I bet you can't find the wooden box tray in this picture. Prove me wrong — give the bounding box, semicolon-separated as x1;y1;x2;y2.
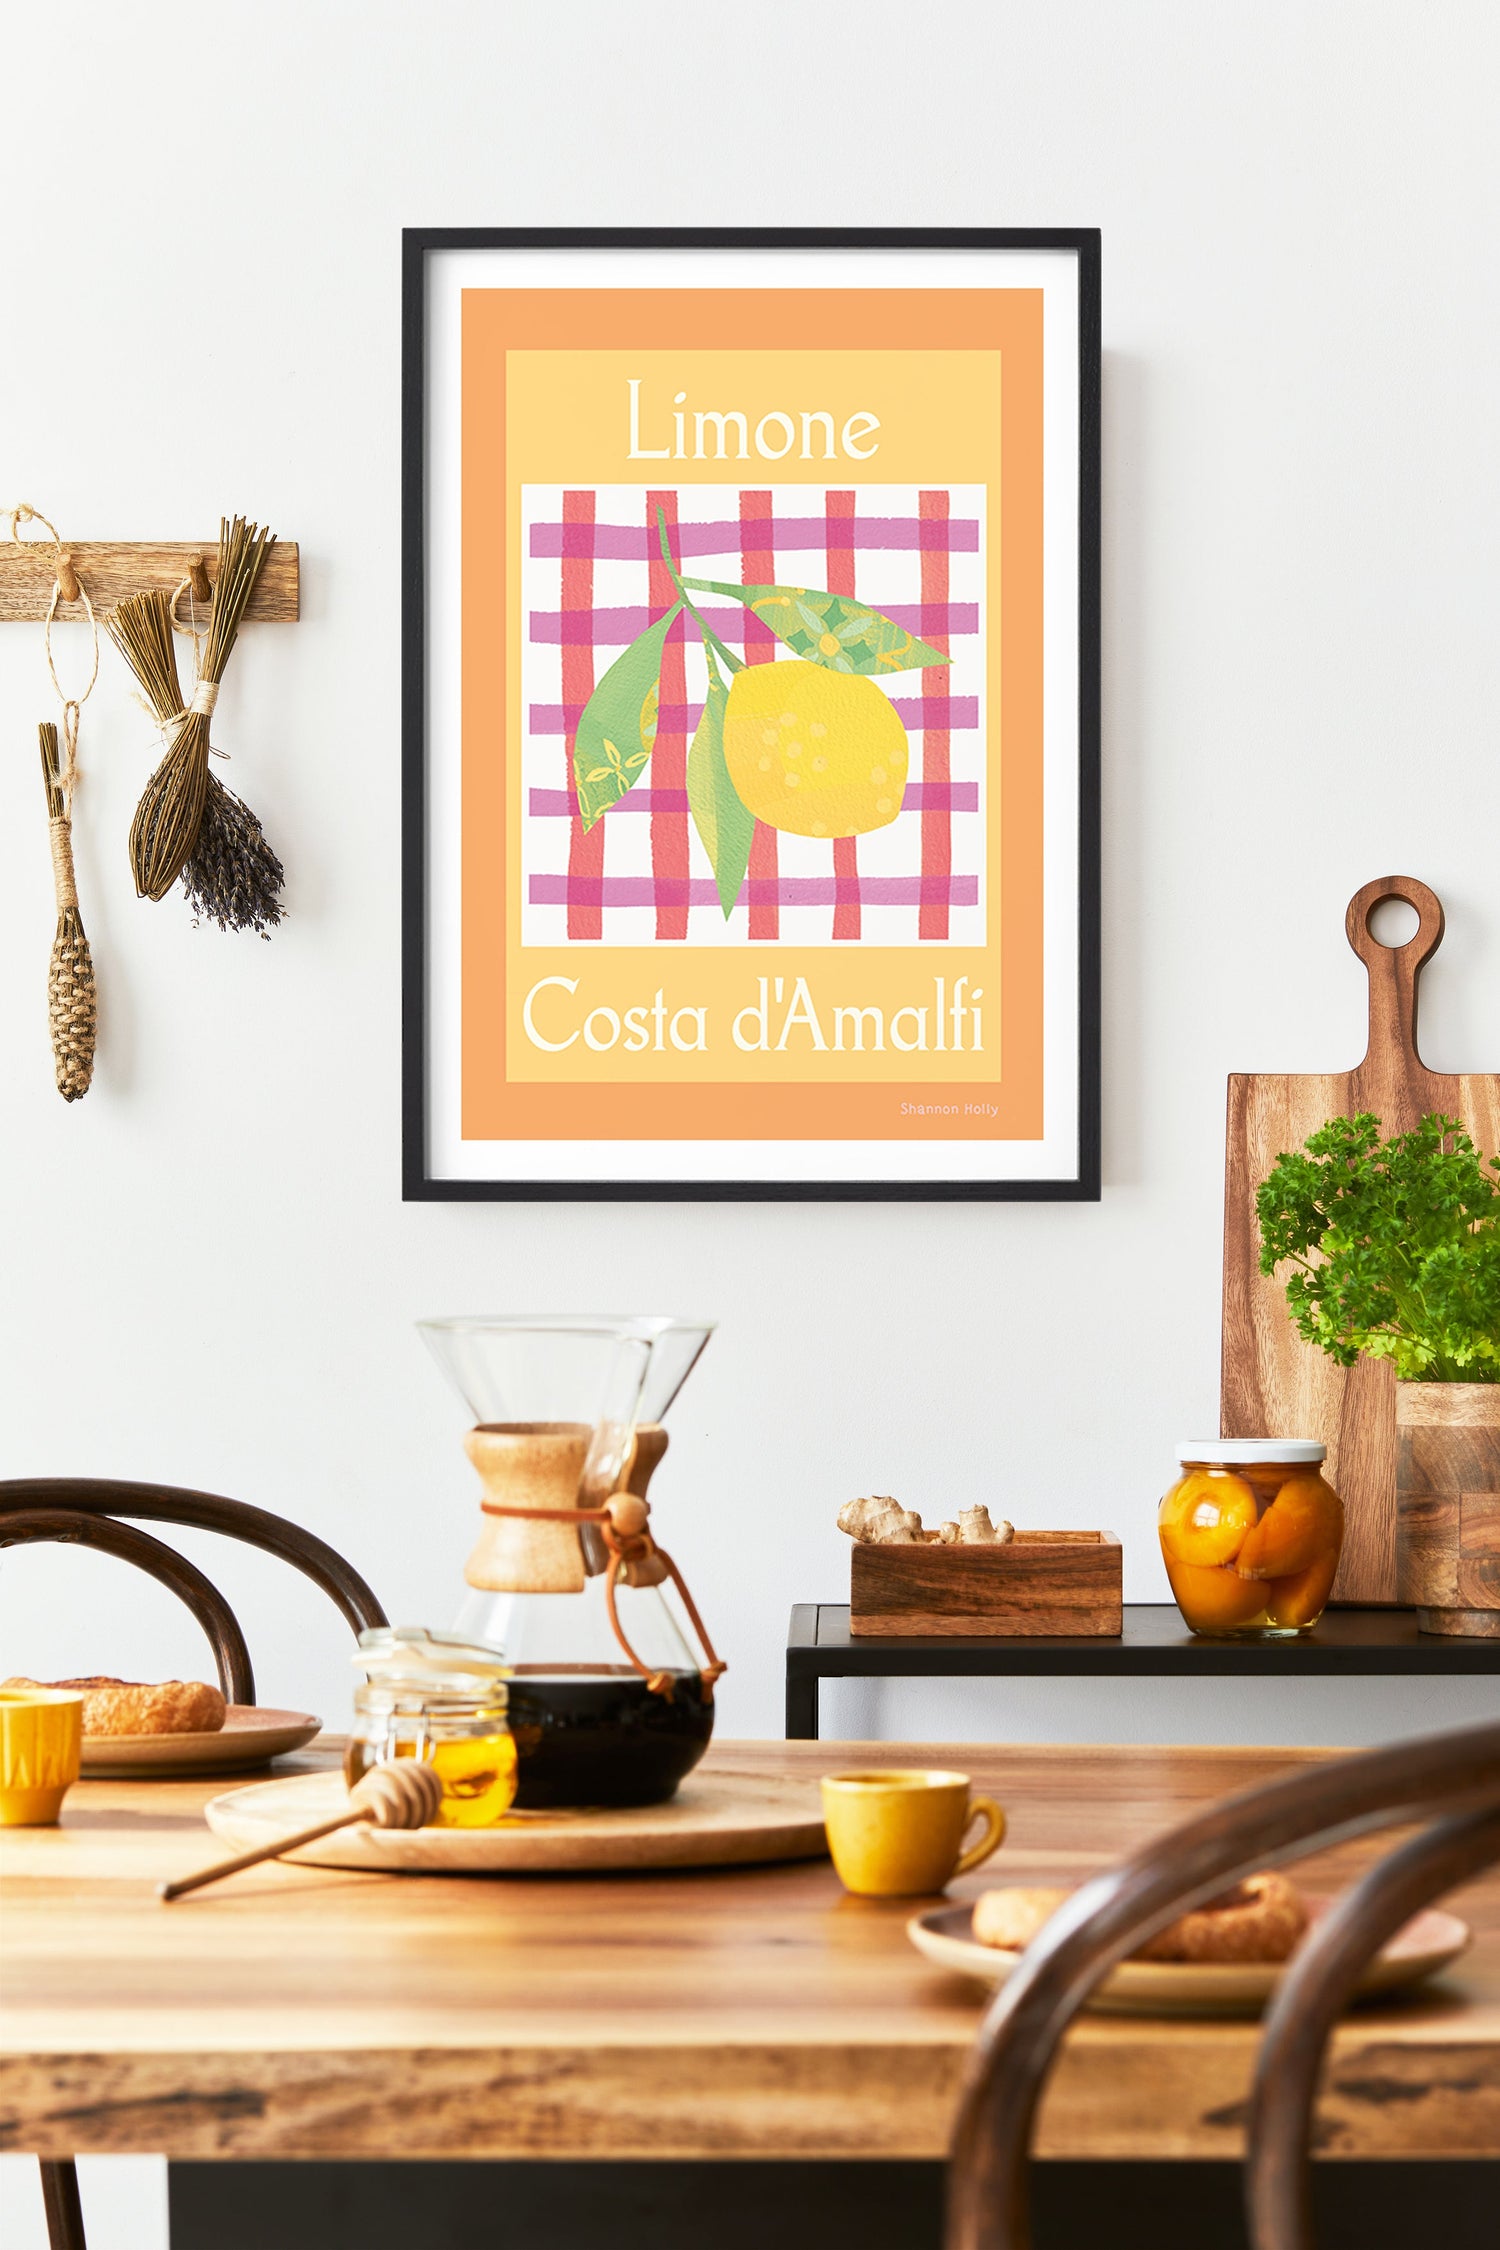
850;1531;1122;1638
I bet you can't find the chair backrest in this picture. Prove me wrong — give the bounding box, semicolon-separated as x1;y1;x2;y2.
945;1718;1500;2250
4;1481;392;2250
1245;1788;1500;2250
0;1477;388;1705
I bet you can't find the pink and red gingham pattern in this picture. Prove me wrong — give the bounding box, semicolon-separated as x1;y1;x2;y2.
518;485;986;948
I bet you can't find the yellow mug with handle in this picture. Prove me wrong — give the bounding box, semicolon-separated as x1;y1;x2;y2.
821;1768;1006;1896
0;1687;83;1826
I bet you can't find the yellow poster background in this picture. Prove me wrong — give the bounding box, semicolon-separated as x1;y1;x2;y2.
461;288;1044;1142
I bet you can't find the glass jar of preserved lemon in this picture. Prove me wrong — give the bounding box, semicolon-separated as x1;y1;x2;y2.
346;1627;518;1827
1159;1442;1344;1639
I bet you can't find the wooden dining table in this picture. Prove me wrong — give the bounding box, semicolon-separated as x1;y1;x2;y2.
3;1737;1499;2235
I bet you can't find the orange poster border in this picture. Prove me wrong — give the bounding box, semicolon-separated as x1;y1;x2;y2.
459;288;1044;1144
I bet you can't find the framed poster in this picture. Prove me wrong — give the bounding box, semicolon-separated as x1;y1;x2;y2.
404;228;1099;1200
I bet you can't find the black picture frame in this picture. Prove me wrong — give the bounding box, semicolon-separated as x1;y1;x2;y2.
403;227;1100;1201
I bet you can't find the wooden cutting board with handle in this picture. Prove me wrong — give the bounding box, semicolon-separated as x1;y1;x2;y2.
1222;876;1500;1604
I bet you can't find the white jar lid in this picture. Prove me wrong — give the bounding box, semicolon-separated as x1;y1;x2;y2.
355;1623;512;1688
1177;1439;1326;1464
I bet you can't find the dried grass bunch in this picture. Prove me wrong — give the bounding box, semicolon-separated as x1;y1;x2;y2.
109;522;284;933
111;516;276;904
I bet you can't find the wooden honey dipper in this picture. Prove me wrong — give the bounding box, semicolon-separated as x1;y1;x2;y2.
160;1760;444;1900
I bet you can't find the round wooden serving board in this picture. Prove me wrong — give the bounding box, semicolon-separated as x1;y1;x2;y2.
82;1706;322;1779
204;1768;830;1874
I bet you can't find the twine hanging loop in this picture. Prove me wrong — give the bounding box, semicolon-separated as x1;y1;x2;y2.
57;703;82;818
7;502;84;605
45;580;100;706
5;501;59;548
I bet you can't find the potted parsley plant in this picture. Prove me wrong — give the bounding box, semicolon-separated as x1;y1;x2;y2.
1256;1113;1500;1635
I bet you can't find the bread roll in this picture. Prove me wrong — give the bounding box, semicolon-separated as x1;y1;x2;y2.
1134;1872;1307;1963
3;1676;227;1737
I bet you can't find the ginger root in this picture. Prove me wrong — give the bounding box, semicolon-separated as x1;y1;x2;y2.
958;1506;1014;1546
839;1497;1012;1547
837;1494;924;1544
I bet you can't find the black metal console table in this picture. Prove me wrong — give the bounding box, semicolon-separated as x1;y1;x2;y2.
785;1602;1500;1739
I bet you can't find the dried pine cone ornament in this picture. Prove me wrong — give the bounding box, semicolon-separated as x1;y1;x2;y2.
12;503;104;1099
39;721;96;1099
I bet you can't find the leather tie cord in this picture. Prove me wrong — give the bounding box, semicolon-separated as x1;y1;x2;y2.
479;1496;727;1702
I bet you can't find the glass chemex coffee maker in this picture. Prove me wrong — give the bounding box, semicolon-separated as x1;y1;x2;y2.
418;1314;722;1809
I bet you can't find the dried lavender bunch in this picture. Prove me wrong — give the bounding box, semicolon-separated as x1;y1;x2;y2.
180;773;286;936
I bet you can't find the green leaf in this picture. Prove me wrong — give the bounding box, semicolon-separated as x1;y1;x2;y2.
685;665;754;918
573;605;680;830
680;578;949;675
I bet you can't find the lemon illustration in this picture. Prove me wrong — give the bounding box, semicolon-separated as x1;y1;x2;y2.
722;660;908;839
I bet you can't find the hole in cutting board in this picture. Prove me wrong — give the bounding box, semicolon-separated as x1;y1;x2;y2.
1368;896;1420;948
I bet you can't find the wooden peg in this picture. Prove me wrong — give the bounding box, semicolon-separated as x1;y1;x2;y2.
606;1493;651;1539
56;552;81;604
187;554;212;604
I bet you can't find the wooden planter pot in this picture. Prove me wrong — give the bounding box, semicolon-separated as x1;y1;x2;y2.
1396;1384;1500;1637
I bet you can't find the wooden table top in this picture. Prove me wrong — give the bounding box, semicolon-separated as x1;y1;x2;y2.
3;1739;1498;2164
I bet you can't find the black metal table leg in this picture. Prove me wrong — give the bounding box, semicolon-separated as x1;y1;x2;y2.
785;1667;819;1740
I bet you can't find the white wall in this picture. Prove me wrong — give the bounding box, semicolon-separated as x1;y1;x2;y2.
4;5;1500;2244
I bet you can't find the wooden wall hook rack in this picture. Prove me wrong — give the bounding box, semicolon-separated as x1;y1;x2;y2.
0;541;299;623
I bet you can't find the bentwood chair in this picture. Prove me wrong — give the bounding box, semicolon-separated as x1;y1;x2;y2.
0;1476;390;2250
945;1717;1500;2250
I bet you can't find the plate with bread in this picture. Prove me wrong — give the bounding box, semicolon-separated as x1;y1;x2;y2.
907;1876;1471;2014
3;1677;321;1777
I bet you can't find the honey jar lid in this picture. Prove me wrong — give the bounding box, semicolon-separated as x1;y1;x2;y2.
1176;1439;1327;1464
356;1624;511;1690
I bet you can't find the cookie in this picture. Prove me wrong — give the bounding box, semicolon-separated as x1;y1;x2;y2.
972;1886;1074;1951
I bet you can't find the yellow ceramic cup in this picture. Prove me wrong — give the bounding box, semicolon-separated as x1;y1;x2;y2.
0;1688;84;1826
821;1768;1006;1897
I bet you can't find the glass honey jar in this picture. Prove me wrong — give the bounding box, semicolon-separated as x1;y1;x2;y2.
1159;1442;1345;1639
346;1627;518;1827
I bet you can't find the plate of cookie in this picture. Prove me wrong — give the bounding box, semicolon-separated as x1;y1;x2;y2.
906;1876;1471;2014
3;1677;321;1777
